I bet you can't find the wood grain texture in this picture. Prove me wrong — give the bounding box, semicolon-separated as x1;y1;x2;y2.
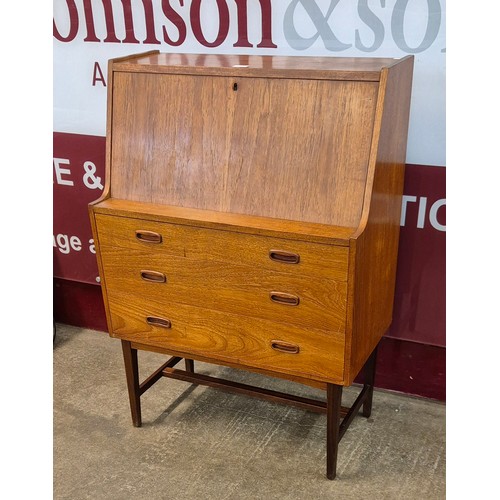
115;53;399;81
89;50;160;209
130;340;328;390
89;53;414;390
93;199;356;245
88;209;113;334
88;51;162;336
111;72;232;209
110;71;378;227
225;78;378;227
344;56;414;385
107;291;345;384
94;213;349;281
97;238;347;332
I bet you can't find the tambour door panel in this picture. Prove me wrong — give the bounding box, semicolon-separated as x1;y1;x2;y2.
107;292;345;383
94;214;349;282
98;248;347;332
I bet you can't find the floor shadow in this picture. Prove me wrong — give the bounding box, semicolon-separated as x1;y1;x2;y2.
147;384;200;426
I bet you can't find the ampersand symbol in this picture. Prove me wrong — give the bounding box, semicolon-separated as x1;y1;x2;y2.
283;0;352;51
82;161;103;190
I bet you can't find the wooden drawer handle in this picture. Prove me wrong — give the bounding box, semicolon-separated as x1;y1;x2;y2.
269;249;300;264
271;340;300;354
269;291;300;306
135;230;162;244
140;270;166;283
146;316;171;329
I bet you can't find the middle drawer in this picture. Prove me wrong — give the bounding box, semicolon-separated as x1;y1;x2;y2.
99;249;347;332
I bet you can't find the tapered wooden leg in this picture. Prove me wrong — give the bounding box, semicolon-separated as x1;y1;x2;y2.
326;384;343;480
362;347;378;418
185;358;195;373
121;340;142;427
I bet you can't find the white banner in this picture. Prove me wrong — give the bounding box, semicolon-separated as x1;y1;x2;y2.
53;0;446;166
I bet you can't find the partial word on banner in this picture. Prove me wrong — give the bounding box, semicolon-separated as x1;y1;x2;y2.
54;158;104;190
54;0;445;54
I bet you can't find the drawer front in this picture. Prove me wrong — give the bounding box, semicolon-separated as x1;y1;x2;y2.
108;293;345;383
98;249;347;332
95;214;349;281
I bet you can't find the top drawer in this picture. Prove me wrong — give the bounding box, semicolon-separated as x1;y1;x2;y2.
94;214;349;282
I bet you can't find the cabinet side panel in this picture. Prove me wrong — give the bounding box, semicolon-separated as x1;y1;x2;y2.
347;57;414;384
87;207;113;334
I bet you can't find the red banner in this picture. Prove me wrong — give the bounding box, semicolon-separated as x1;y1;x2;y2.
53;133;106;283
389;165;446;347
53;133;445;346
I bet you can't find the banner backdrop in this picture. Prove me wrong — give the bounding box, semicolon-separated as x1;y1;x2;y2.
53;0;446;346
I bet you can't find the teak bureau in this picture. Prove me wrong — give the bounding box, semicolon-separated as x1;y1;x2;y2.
89;52;414;480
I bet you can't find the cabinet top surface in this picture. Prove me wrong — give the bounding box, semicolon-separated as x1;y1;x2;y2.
114;52;401;81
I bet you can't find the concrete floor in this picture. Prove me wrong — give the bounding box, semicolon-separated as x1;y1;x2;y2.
54;324;445;499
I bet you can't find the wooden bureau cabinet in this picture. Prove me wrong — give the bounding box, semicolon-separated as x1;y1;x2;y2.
89;52;414;480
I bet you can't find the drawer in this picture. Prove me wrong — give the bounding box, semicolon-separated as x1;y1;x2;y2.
95;214;349;281
107;292;345;383
98;249;346;332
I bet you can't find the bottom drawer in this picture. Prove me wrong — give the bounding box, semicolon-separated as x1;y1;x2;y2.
108;294;345;384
